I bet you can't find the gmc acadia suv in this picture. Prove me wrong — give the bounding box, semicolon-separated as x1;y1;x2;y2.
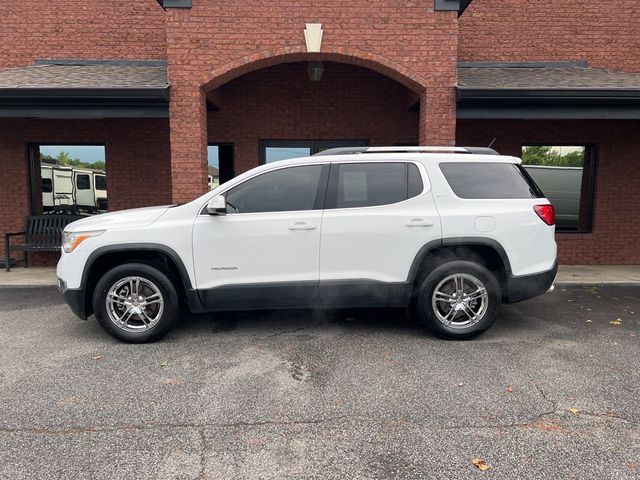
57;146;558;342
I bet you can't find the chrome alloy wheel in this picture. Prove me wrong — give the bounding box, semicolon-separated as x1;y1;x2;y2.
431;273;489;329
105;276;164;332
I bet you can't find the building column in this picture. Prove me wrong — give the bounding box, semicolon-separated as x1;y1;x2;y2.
168;84;208;204
418;86;456;146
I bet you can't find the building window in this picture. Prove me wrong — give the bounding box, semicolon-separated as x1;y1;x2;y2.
36;145;107;215
521;145;596;232
260;140;368;164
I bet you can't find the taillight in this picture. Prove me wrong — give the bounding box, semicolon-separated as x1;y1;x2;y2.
533;204;555;226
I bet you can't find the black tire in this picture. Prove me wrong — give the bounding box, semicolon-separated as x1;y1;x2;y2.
92;263;180;343
415;260;501;340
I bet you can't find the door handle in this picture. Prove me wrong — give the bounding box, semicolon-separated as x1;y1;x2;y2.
289;222;317;231
405;218;434;227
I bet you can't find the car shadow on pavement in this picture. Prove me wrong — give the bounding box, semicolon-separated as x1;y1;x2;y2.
53;284;639;343
175;307;427;339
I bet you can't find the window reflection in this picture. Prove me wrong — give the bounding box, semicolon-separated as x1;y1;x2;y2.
522;146;593;232
39;145;106;215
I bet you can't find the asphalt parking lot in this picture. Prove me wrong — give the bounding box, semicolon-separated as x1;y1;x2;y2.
0;285;638;480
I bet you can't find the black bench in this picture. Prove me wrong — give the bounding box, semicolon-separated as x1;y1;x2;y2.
4;215;81;272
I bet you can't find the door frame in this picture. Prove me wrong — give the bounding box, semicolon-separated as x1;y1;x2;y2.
208;142;235;184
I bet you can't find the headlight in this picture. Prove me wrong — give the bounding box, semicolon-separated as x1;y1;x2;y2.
62;230;105;253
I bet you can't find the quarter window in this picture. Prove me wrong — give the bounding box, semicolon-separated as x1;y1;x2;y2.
225;165;322;214
330;162;424;209
440;163;542;199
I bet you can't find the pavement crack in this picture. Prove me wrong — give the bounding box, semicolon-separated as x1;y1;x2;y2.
263;326;308;339
210;415;349;428
577;410;638;425
0;415;350;437
532;381;558;412
1;410;635;438
527;382;637;426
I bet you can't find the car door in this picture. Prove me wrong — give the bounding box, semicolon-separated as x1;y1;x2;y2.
192;163;329;310
319;161;441;307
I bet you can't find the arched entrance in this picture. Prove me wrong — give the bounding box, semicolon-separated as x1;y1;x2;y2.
168;48;454;203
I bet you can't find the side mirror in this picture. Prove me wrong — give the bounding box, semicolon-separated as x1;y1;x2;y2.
206;195;227;215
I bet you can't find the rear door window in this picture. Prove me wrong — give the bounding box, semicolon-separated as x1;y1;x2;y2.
440;162;543;199
327;162;424;209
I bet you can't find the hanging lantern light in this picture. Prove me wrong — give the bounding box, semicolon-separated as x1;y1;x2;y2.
307;61;325;82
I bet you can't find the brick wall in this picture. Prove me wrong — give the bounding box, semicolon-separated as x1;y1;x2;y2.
208;62;419;173
0;0;166;68
457;119;640;265
459;0;640;72
0;118;171;265
166;0;459;203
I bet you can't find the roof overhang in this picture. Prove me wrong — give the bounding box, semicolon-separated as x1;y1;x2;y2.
0;61;169;118
0;90;169;119
457;62;640;119
457;89;640;120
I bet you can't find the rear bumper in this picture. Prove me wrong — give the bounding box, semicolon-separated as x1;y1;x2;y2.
59;279;88;320
504;260;558;304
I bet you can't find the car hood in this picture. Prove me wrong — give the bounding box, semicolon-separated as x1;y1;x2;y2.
65;205;171;232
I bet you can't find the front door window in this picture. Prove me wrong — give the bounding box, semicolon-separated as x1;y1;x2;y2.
225;165;323;213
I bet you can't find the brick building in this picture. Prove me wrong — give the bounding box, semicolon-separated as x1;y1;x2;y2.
1;0;639;265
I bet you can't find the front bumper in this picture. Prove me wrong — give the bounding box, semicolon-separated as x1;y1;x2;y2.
504;260;558;304
58;279;88;320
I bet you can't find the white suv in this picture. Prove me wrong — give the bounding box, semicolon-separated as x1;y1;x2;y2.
57;147;557;343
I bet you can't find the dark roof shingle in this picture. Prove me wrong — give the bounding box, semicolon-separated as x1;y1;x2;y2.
0;64;168;90
458;64;640;91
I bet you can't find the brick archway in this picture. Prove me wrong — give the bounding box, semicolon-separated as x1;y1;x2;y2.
169;48;453;203
200;47;427;94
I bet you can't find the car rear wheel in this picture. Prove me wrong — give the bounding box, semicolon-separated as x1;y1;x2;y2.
93;263;180;343
415;260;500;339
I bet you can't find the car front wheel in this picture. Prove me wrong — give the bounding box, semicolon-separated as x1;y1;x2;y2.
415;260;501;339
92;263;180;343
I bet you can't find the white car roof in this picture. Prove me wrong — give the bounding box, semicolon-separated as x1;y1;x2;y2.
311;152;521;164
255;151;521;169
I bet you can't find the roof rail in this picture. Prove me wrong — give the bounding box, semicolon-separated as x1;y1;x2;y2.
313;146;499;156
